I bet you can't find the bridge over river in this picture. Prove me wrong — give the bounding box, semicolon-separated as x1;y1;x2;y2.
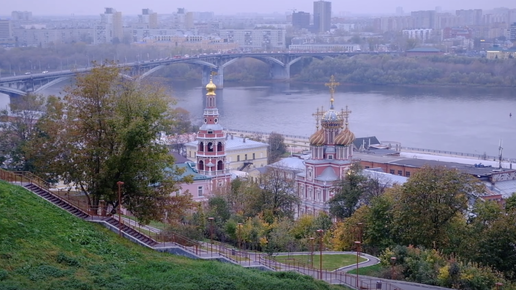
0;51;394;97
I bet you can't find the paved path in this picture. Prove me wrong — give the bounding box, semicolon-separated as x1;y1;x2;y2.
117;217;453;290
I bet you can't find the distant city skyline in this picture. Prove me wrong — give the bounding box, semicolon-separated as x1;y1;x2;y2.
2;0;515;16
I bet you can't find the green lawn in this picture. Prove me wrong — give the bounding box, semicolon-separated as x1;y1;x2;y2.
273;254;366;271
347;263;384;276
0;180;342;290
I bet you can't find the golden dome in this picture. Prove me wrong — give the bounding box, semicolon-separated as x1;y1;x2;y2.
335;127;355;146
206;79;216;95
309;129;325;146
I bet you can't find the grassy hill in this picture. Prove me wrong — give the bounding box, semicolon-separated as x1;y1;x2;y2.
0;181;342;290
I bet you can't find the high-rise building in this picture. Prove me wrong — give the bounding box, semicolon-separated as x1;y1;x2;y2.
411;10;436;29
456;9;483;26
194;77;231;190
11;11;32;21
139;8;158;29
313;0;331;33
510;22;516;41
292;11;310;30
0;19;12;39
95;7;123;44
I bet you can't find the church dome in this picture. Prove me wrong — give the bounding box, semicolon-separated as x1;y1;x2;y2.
309;129;325;146
206;78;216;95
335;127;355;146
321;108;343;129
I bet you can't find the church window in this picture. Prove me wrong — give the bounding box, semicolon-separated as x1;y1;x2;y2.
217;160;223;170
208;142;214;152
406;171;411;177
389;169;395;174
253;153;255;160
237;155;240;161
398;170;402;176
245;154;247;160
199;160;204;170
217;142;223;151
198;186;203;196
329;155;333;159
199;142;204;151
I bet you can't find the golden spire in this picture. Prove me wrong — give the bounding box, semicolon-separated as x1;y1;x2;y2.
206;71;217;95
325;75;340;109
341;105;352;128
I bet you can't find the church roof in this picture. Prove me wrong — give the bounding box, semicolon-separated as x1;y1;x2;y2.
315;167;338;182
172;162;212;181
186;135;267;151
353;136;380;150
269;157;306;172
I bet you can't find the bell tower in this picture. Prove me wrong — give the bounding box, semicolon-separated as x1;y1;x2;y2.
195;73;230;189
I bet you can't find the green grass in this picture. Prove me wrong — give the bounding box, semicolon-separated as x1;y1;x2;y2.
273;254;366;271
347;264;385;276
0;181;342;290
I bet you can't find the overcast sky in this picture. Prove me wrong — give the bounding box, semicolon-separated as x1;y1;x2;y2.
2;0;514;16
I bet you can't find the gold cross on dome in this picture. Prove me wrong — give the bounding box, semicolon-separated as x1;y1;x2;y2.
325;75;340;107
341;105;352;128
210;71;218;81
312;106;324;129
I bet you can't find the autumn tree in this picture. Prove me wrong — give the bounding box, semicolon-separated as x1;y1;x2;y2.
328;162;366;220
392;166;485;249
0;94;45;170
29;63;192;224
251;167;299;221
267;132;287;164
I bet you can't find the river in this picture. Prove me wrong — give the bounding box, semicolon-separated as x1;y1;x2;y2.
1;79;515;159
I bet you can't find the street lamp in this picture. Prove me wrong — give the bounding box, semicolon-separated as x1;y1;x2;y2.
317;229;324;280
390;256;397;280
208;217;214;256
309;237;315;268
237;223;243;250
116;181;124;237
355;240;362;288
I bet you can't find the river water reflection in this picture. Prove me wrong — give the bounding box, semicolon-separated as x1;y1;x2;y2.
1;79;515;158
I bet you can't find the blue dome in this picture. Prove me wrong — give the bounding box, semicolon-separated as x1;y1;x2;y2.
321;109;342;129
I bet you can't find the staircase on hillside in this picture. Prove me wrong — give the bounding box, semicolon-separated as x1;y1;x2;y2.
104;217;159;247
24;183;90;219
23;183;159;247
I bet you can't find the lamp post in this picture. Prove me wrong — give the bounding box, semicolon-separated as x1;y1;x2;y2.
309;237;315;268
496;282;503;290
355;240;361;288
116;181;124;237
208;217;214;256
390;256;397;280
317;229;324;280
237;223;242;250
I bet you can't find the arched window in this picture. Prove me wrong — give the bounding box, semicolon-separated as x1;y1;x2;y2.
217;142;223;152
217;160;223;170
199;142;204;151
198;160;204;170
208;142;214;152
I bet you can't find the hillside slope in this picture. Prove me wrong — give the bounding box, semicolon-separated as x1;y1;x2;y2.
0;181;341;290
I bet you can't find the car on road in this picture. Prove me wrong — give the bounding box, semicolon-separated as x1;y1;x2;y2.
42;71;48;73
